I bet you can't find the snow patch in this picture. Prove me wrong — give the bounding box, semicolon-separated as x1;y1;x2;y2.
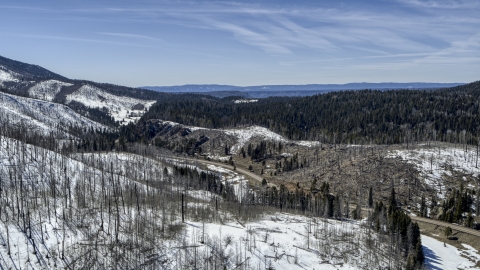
295;141;321;147
233;99;258;104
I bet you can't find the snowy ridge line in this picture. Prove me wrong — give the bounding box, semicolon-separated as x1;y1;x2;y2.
66;84;156;124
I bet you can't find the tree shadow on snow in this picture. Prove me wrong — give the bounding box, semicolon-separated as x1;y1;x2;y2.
422;245;443;270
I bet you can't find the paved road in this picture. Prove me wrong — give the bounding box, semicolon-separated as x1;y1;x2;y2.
172;156;480;238
409;215;480;238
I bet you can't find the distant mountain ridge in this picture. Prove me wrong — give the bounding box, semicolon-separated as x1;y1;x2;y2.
143;82;465;98
142;82;464;92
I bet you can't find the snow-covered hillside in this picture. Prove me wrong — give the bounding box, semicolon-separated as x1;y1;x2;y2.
387;146;480;198
155;120;319;155
0;91;108;137
66;84;156;124
28;80;73;101
0;137;175;269
0;136;101;268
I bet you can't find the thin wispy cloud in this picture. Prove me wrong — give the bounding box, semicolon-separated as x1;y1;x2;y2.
398;0;480;9
30;1;477;57
3;33;162;49
202;20;291;54
75;1;473;56
0;5;52;11
97;32;165;42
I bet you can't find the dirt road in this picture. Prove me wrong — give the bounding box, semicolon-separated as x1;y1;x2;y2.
409;215;480;237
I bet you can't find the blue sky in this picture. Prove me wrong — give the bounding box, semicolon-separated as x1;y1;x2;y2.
0;0;479;87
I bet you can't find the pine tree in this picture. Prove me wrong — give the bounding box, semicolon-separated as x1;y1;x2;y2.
415;239;424;267
388;188;397;214
454;197;463;222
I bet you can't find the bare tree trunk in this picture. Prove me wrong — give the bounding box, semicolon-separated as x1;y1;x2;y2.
182;193;185;223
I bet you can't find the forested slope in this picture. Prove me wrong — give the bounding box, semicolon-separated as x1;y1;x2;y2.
138;81;480;144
